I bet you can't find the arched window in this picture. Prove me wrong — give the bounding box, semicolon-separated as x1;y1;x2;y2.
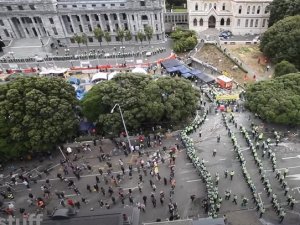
247;6;250;14
257;6;261;14
214;3;217;9
238;5;242;14
250;19;253;27
226;18;230;26
245;19;249;27
209;3;212;9
255;19;258;27
199;18;203;26
204;3;207;11
195;3;198;11
220;18;225;26
265;5;270;14
222;3;226;10
252;6;255;14
193;18;197;26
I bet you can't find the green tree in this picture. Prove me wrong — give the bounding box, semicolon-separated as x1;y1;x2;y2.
93;27;104;46
0;77;79;161
170;28;198;53
269;0;300;27
81;74;199;134
73;34;82;50
274;60;298;77
245;72;300;125
81;33;89;52
116;28;125;46
137;31;145;45
104;31;111;44
260;15;300;69
144;25;154;45
124;30;132;41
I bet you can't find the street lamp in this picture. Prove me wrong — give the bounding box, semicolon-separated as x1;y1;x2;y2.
111;103;132;150
114;47;117;66
120;46;126;66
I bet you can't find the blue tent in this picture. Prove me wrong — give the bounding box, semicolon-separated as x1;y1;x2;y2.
68;77;80;85
166;66;179;73
176;65;191;74
181;72;193;78
161;59;182;69
190;69;202;76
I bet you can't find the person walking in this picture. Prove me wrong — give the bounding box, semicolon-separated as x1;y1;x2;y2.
138;182;142;193
213;149;217;157
96;176;100;184
232;195;238;205
164;177;168;186
152;197;157;207
143;195;147;205
224;169;228;178
86;185;92;193
190;195;196;202
230;171;235;180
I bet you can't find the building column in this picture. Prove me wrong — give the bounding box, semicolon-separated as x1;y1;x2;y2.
69;14;76;33
7;18;19;38
98;14;105;30
58;15;69;37
31;17;41;37
79;15;85;33
88;14;94;32
19;18;29;38
107;14;114;32
117;13;122;29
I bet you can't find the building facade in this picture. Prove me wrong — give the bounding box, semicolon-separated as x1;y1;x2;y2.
187;0;272;35
0;0;165;44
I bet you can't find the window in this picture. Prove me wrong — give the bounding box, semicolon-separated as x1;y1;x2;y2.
66;16;70;22
124;23;128;30
49;18;54;24
111;4;115;6
220;18;225;26
95;14;99;21
247;6;250;14
156;24;158;31
245;19;249;27
0;20;4;26
52;27;58;35
193;18;197;26
195;3;198;11
237;19;240;27
226;18;230;26
18;5;24;10
6;6;12;11
122;13;126;20
238;6;242;14
250;19;253;27
120;3;125;6
106;25;110;31
70;25;74;33
102;4;105;6
255;19;258;27
222;3;225;10
209;3;212;9
113;14;117;20
265;5;270;14
89;37;93;42
104;14;108;21
133;25;136;31
257;6;261;14
204;3;207;11
62;5;67;8
79;25;83;32
132;15;135;21
115;24;119;31
86;15;89;21
141;15;148;20
140;1;145;6
199;18;203;26
262;19;266;27
72;5;77;8
4;29;9;37
88;25;92;32
157;34;159;40
214;3;216;9
82;4;86;7
76;16;80;22
252;6;255;14
29;5;36;10
92;4;96;7
155;14;157;20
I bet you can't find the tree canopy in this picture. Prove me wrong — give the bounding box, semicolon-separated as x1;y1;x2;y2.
268;0;300;27
171;28;198;53
260;15;300;69
245;73;300;125
274;60;298;77
81;73;199;134
0;77;79;161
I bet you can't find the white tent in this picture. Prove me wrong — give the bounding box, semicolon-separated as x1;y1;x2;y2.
39;68;68;75
91;72;108;83
132;67;147;74
108;71;119;80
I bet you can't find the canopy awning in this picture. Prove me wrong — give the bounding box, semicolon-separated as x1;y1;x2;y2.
161;59;182;69
176;65;191;74
190;69;202;76
132;67;147;74
91;72;108;82
181;72;193;78
166;66;179;73
195;73;215;83
39;68;68;75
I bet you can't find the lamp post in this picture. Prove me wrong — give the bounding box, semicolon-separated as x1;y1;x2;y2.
114;47;117;66
120;46;126;66
111;104;132;150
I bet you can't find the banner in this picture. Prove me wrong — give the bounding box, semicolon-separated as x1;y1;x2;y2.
216;94;239;100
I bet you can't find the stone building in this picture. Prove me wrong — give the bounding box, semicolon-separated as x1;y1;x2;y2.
0;0;165;44
187;0;272;35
